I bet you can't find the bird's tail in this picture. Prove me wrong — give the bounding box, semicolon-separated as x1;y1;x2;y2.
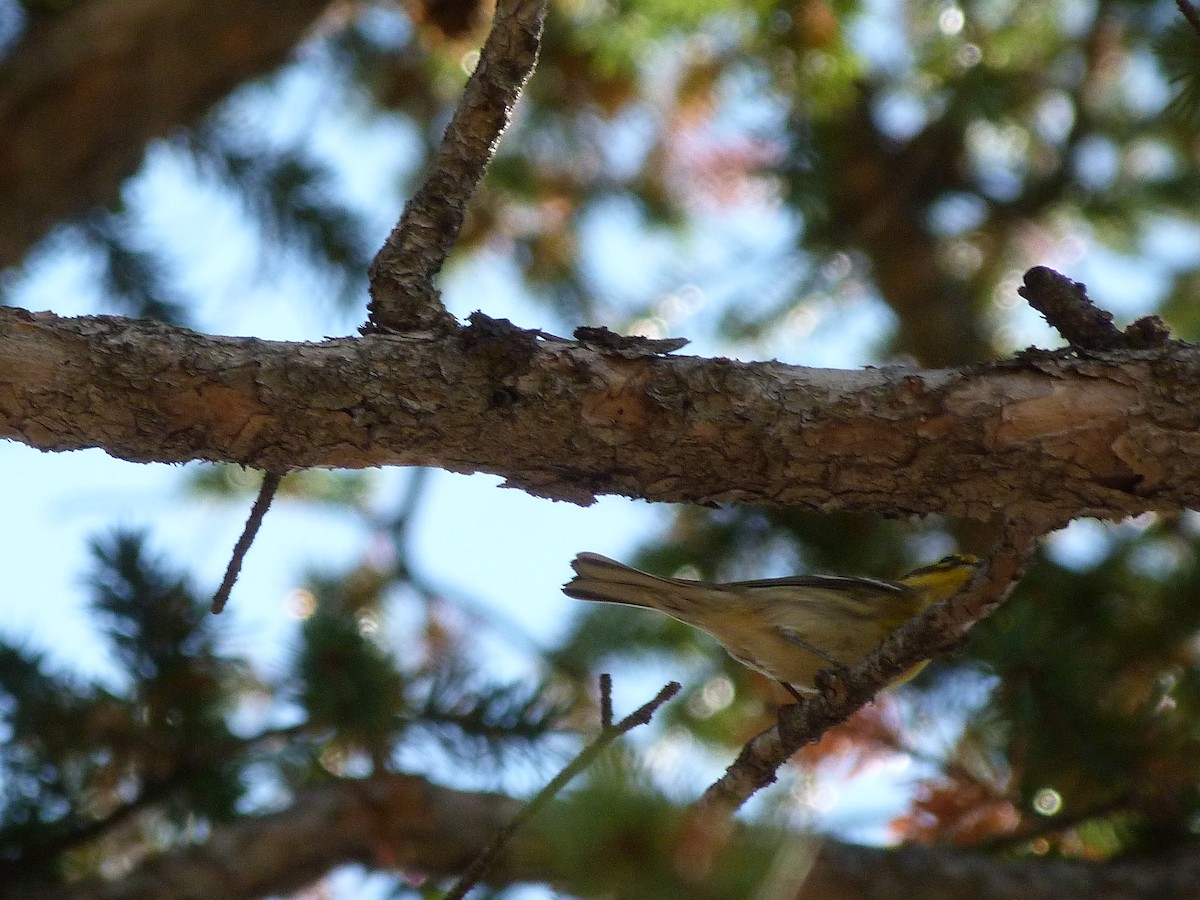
563;552;679;609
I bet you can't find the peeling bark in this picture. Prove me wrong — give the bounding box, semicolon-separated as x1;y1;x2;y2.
3;307;1199;527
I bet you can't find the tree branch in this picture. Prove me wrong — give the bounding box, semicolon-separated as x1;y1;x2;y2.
21;768;1200;900
0;0;330;270
4;307;1200;526
20;773;532;900
694;528;1034;820
1018;267;1171;352
1177;0;1200;40
364;0;547;334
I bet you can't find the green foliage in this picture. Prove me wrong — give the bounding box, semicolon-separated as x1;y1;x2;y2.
409;664;569;762
539;752;793;898
0;531;248;887
1157;18;1200;124
81;211;190;324
186;465;378;507
294;600;409;761
0;528;574;889
964;520;1200;853
90;532;222;685
83;533;249;824
0;642;108;879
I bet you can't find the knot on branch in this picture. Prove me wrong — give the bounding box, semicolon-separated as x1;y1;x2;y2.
1018;266;1171;352
362;278;459;336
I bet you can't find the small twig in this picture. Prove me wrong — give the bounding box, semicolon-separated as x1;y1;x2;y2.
210;471;282;614
1018;266;1170;351
600;672;614;728
692;527;1036;821
443;678;680;899
1177;0;1200;39
1018;266;1118;350
365;0;548;334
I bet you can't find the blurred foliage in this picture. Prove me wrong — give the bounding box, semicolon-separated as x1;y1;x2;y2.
1157;17;1200;124
5;0;1200;895
295;583;410;763
79;209;192;324
12;0;1200;343
176;122;375;312
963;518;1200;856
536;754;798;900
186;465;379;507
0;533;249;888
0;532;571;891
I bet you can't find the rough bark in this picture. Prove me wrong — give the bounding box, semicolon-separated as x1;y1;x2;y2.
0;0;332;269
366;0;546;334
2;306;1199;527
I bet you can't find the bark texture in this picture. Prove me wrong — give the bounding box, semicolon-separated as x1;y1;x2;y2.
0;0;331;269
366;0;546;334
2;306;1198;527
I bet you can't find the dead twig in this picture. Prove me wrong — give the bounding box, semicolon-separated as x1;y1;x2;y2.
1018;266;1170;351
443;676;680;899
210;471;282;614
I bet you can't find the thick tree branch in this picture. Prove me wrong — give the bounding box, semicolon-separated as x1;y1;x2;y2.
0;0;331;270
694;528;1033;819
4;307;1200;525
20;773;534;900
20;769;1200;900
365;0;547;334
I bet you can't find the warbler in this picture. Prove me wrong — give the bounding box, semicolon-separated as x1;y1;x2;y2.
563;552;980;697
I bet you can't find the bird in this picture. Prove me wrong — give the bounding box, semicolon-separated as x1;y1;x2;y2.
563;551;980;698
